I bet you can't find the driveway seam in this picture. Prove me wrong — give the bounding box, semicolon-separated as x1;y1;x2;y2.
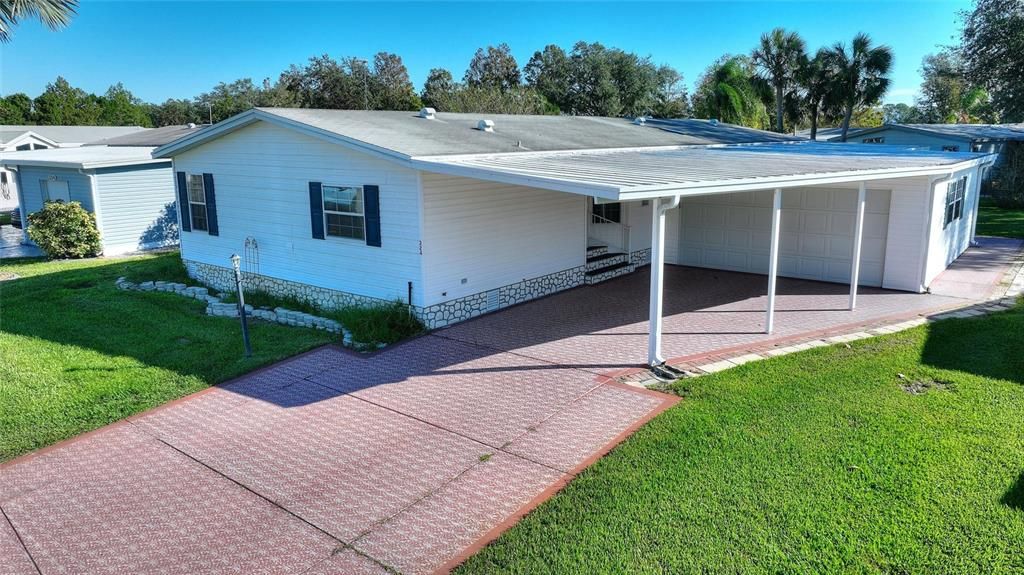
1;504;42;575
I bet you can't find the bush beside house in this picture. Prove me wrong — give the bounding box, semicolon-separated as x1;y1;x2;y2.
26;201;102;259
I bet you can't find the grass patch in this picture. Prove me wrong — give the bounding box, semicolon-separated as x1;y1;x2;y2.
977;197;1024;239
458;301;1024;574
334;301;424;345
0;212;11;226
221;287;424;345
0;253;334;461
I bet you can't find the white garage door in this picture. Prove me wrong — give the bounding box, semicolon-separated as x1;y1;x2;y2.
676;188;891;286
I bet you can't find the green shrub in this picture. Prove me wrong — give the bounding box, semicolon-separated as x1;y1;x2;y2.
335;301;425;345
26;201;102;259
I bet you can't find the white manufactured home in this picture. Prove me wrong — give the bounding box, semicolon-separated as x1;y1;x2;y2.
153;108;995;365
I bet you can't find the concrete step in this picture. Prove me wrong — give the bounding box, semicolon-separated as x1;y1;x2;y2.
585;261;634;285
585;251;629;272
586;244;608;257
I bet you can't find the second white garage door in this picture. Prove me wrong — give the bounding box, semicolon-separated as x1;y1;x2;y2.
673;187;891;287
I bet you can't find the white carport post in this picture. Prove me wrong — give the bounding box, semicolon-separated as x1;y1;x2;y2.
849;182;867;310
648;195;681;366
765;188;782;334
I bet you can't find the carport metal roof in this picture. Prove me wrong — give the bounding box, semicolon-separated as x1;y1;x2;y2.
412;141;996;200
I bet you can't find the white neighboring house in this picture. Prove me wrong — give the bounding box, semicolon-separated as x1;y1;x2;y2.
0;125;148;213
1;125;204;255
153;108;996;365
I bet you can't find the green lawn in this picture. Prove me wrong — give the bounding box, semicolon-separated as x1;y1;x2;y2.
0;212;12;226
0;253;335;461
977;198;1024;238
459;301;1024;574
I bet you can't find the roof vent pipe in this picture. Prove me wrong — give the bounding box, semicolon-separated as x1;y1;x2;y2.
709;118;719;126
187;123;196;129
419;107;436;119
633;116;646;126
477;119;495;132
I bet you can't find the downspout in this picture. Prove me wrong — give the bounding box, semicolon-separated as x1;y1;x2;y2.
919;172;954;292
82;169;106;255
9;166;30;243
648;194;681;367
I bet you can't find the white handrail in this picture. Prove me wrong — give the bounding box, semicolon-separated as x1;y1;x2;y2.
590;212;631;256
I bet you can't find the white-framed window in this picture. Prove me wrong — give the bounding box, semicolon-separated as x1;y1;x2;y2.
943;176;967;228
187;174;209;232
323;185;365;240
41;179;70;202
862;137;885;144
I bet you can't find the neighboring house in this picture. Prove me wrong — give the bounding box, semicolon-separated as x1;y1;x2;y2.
153;108;995;365
0;125;204;255
827;123;1024;159
0;125;148;213
795;126;868;141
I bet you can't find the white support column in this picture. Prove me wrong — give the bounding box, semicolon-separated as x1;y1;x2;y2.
849;182;867;310
648;195;680;366
765;188;782;334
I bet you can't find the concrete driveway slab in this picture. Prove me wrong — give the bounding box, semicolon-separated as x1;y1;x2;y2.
1;426;336;575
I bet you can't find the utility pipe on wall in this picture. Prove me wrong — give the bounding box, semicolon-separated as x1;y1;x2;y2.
765;188;782;333
648;194;681;366
849;182;867;310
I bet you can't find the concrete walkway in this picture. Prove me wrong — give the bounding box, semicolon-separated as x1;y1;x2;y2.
0;225;42;260
1;237;1019;575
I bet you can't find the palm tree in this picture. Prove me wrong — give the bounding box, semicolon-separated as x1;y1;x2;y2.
826;33;893;142
0;0;78;43
798;49;837;140
751;28;807;133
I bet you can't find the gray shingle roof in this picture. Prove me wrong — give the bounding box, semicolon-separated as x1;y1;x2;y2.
0;125;147;145
257;108;795;156
85;124;209;147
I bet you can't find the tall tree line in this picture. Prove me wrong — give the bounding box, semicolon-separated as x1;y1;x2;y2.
1;42;689;126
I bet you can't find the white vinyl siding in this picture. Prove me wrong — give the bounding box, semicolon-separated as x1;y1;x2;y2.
671;187;890;287
420;173;585;306
172;121;422;304
93;163;177;255
15;166;93;215
878;175;933;292
923;167;980;286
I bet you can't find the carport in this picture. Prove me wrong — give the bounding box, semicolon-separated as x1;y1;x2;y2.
415;142;997;367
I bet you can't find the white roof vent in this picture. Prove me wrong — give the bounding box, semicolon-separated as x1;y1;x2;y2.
633;116;647;126
419;107;436;119
187;122;196;129
477;119;495;132
709;118;719;126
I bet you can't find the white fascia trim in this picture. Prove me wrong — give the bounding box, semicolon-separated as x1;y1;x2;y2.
152;109;414;167
411;154;996;202
0;158;171;170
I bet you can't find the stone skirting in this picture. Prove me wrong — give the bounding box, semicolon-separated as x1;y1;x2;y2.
420;266;587;328
184;259;592;330
184;260;392;311
630;248;652;267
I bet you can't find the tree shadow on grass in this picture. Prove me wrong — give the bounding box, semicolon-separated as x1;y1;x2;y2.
919;301;1023;385
1003;472;1024;511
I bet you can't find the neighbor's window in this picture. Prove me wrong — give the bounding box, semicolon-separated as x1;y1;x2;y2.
943;176;967;228
592;202;621;224
15;144;30;151
942;145;961;152
323;185;365;240
187;174;209;232
862;137;885;144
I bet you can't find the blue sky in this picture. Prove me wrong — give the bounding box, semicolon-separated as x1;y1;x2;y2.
1;0;971;106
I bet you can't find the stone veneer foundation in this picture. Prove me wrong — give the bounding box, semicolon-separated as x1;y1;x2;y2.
185;254;653;330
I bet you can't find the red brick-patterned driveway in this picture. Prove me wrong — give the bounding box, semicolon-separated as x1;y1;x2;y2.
1;238;1018;575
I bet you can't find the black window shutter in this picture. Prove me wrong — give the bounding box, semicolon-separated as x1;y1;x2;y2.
364;185;381;247
176;171;191;232
309;182;325;240
203;173;219;236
